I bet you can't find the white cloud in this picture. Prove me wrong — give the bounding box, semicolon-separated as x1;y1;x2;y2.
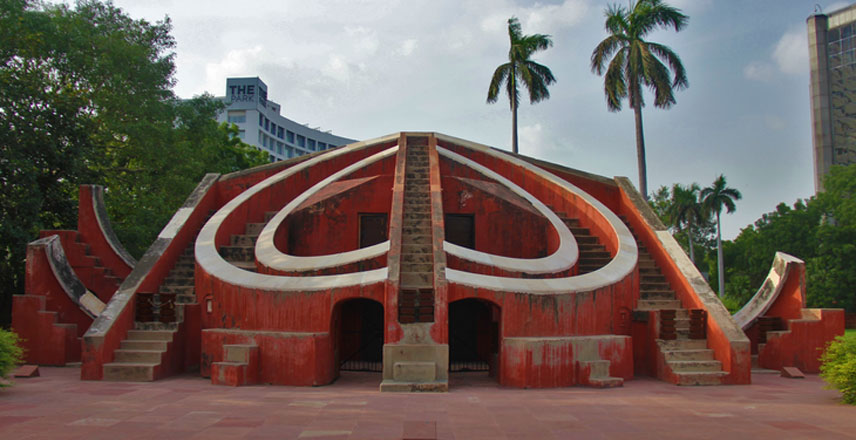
398;39;418;56
204;46;265;92
480;0;590;36
744;27;808;81
743;61;775;81
772;28;808;75
668;0;713;15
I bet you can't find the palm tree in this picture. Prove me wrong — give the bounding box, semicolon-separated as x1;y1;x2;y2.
590;0;688;199
700;175;742;297
667;183;703;264
488;17;556;155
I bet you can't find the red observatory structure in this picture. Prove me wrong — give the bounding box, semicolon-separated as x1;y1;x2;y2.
12;132;844;389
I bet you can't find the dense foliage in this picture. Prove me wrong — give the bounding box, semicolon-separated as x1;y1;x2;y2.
0;0;266;325
0;330;23;384
654;165;856;313
820;333;856;404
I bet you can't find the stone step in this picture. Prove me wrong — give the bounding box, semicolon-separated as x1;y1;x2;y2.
126;329;175;341
175;294;196;304
220;246;253;261
636;300;682;310
580;250;610;259
642;274;666;283
402;253;432;264
405;204;430;213
230;234;257;247
641;290;675;300
134;321;179;331
163;276;193;286
400;272;432;287
402;244;432;254
569;227;591;236
641;282;671;291
663;349;715;361
559;218;581;227
401;262;432;273
405;173;428;179
578;257;611;266
245;223;266;236
578;243;606;252
168;267;194;278
587;376;624;388
403;234;432;245
103;362;157;381
120;340;168;351
404;212;430;221
673;371;728;386
403;226;431;236
658;338;707;351
113;349;164;363
160;285;194;295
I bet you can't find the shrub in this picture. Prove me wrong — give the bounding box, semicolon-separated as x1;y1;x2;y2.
0;330;23;385
820;334;856;404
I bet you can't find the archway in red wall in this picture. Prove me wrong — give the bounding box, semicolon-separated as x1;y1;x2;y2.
448;298;500;378
332;298;384;375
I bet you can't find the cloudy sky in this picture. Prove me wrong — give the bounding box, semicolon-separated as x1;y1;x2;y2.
61;0;851;239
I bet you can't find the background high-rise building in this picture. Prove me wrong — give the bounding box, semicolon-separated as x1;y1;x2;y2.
215;77;355;162
808;4;856;192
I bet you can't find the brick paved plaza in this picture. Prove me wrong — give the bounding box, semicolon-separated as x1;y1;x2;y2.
0;367;852;439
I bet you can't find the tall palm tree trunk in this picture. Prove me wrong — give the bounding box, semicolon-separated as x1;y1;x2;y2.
687;223;695;264
715;211;724;297
633;103;648;199
511;98;519;154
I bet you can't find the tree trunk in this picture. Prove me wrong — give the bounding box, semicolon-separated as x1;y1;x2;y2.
633;103;647;200
716;211;725;297
687;223;695;264
511;98;519;155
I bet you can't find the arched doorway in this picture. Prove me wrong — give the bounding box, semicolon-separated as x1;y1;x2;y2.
333;298;384;374
448;299;500;377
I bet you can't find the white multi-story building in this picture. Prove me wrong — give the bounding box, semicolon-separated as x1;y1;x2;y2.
215;77;355;162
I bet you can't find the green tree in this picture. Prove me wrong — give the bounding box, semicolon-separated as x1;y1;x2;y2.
590;0;688;199
0;0;266;323
700;175;741;297
487;16;556;155
667;183;705;263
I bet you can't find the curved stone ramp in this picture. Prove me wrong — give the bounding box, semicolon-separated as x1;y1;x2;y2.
733;252;804;331
255;146;397;273
197;137;399;291
83;185;137;273
734;252;845;373
434;135;638;294
12;235;106;365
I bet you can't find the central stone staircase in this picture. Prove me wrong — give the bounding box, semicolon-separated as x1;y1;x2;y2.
381;136;447;392
219;211;276;272
548;208;611;275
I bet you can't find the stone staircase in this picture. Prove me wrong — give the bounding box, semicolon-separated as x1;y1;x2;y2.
548;209;611;275
103;242;198;381
382;136;446;392
46;230;123;301
219;211;276;272
622;218;728;386
398;140;434;324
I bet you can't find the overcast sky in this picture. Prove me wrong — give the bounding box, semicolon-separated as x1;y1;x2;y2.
58;0;851;239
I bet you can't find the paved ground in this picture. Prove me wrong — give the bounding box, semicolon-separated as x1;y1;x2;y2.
0;367;852;439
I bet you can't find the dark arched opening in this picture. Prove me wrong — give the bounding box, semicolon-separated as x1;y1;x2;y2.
333;298;384;374
448;299;500;377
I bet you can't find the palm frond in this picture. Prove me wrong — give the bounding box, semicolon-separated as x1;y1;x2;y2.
591;34;624;74
647;42;688;89
603;48;627;111
487;63;511;104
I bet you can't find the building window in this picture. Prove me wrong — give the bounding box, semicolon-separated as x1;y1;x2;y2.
297;135;306;148
262;135;267;147
270;122;277;134
258;113;263;126
269;154;275;162
287;130;295;143
277;127;284;139
264;118;269;131
318;142;327;151
237;130;245;139
307;139;316;150
277;142;283;155
227;111;246;123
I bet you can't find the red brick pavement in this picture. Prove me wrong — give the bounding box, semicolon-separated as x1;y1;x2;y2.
0;367;853;439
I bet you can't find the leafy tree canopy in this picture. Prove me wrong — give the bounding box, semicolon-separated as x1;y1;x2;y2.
0;0;266;325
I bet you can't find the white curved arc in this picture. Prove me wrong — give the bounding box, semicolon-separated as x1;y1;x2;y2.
256;146;398;272
196;134;399;291
435;133;637;294
437;147;578;274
